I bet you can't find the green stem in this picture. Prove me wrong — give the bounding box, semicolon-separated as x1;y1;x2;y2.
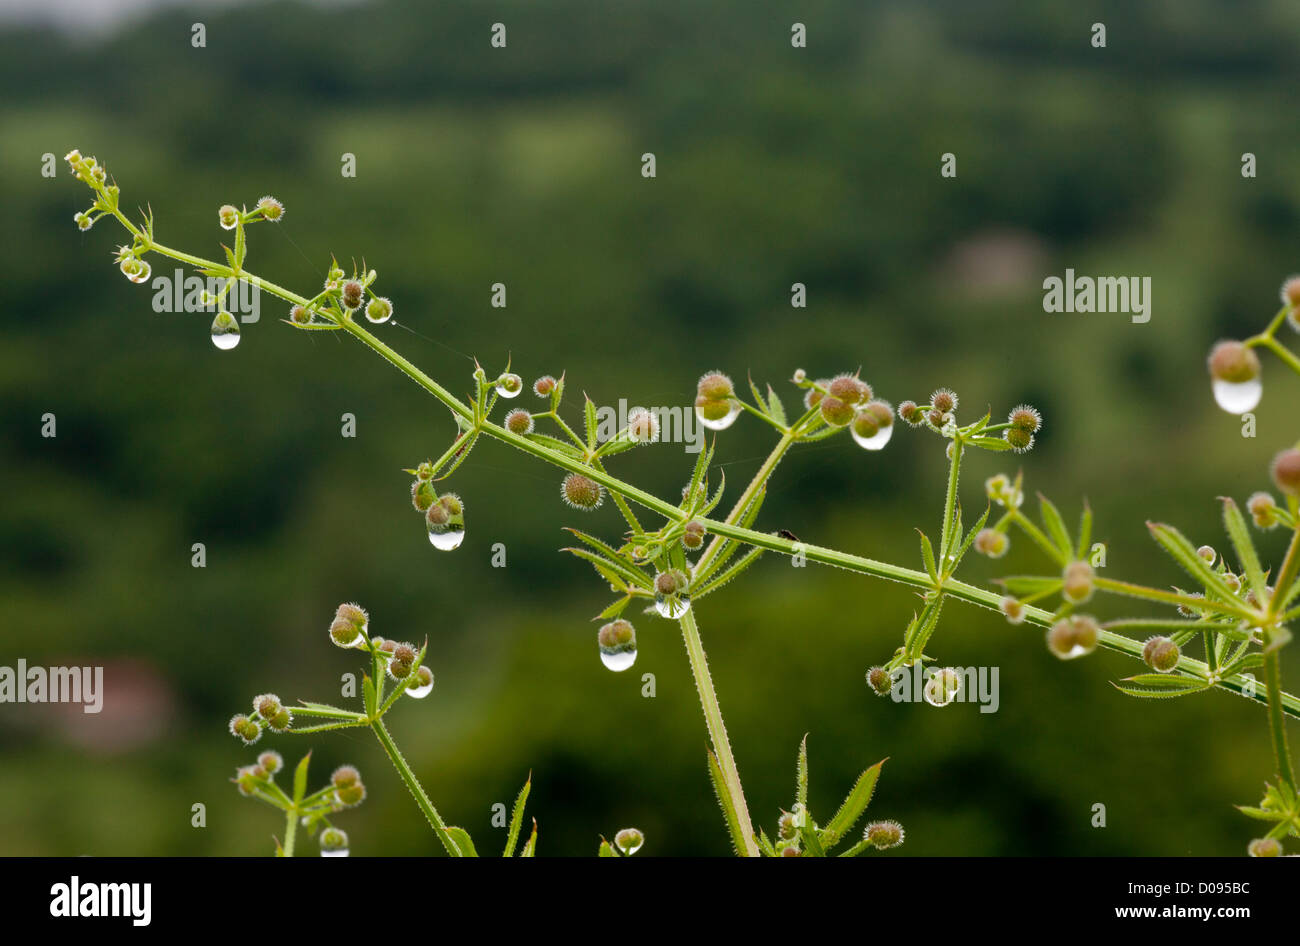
1008;507;1069;567
282;806;298;858
369;718;463;856
1263;646;1295;788
694;430;796;576
939;439;963;564
678;607;759;856
1259;336;1300;379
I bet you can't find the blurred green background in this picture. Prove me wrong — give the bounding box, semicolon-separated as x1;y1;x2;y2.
3;0;1300;856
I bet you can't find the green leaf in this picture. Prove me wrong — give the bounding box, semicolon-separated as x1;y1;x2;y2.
796;735;809;810
707;750;750;857
598;839;618;857
1038;495;1074;559
1077;502;1093;561
445;827;478;857
918;530;937;582
584;396;598;449
998;575;1065;597
1112;678;1212;700
820;759;885;849
798;822;826;857
520;819;538;856
951;506;992;568
684;441;714;509
292;752;311;805
1221;498;1268;602
747;375;769;417
596;596;632;620
1236;805;1288;823
756;828;777;857
504;773;531;857
766;384;788;428
1147;522;1241;603
966;436;1014;452
562;546;649;591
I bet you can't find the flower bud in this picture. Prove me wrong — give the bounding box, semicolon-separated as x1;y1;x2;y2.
341;281;364;310
864;820;904;850
898;400;925;426
696;371;735;401
780;844;800;857
229;714;262;745
777;812;797;840
1004;426;1034;452
334;603;369;635
974;528;1009;558
504;409;534;436
1061;560;1095;604
1270;447;1300;497
335;782;367;807
627;407;659;444
930;388;957;414
533;375;557;397
364;297;393;324
1281;275;1300;308
828;374;871;406
819;395;855;427
866;666;893;696
1248;837;1282;857
803;381;828;410
233;765;260;796
411;478;436;513
1142;636;1180;673
1248;491;1279;529
74;211;94;231
257;750;283;775
682;519;706;550
561;473;605;510
256;196;284;221
332;765;361;789
253;693;282;720
1007;404;1041;433
792;368;807;383
1046;615;1099;660
289;305;311;325
613;828;644;855
319;827;349;856
1208;340;1261;384
218;204;239;230
1000;596;1026;624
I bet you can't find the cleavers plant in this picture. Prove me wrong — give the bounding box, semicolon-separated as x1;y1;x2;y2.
64;149;1300;855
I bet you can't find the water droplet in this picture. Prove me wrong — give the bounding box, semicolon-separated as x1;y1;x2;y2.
210;312;241;350
695;402;741;431
654;593;691;619
851;423;893;451
600;647;638;672
1212;378;1261;414
923;669;962;707
405;668;434;699
428;526;465;551
496;374;523;399
320;849;350;857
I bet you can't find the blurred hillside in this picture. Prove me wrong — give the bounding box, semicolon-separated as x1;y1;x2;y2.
2;0;1299;855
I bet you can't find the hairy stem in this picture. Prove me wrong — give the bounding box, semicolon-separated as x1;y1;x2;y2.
1264;647;1296;788
369;718;463;856
678;607;759;855
282;806;298;858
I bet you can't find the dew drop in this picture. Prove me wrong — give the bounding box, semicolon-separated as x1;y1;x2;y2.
405;678;434;699
654;593;691;619
1212;378;1262;414
210;312;241;350
428;526;465;551
695;402;741;431
851;424;893;451
600;648;638;672
320;849;350;858
496;374;523;399
923;669;962;707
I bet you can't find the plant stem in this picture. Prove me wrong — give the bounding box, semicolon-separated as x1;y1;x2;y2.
282;806;298;858
939;439;963;564
369;718;464;856
1263;646;1296;788
694;430;796;576
678;607;759;856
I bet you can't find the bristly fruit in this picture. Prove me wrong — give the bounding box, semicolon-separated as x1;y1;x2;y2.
1270;447;1300;497
1046;615;1098;660
561;473;605;510
1142;636;1180;673
866;666;893;696
505;409;534;436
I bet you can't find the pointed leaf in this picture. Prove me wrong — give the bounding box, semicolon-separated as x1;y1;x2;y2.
1221;498;1267;601
292;752;311;805
820;759;885;849
796;735;809;810
766;384;788;427
707;750;750;857
1038;495;1074;559
445;827;478;857
520;819;538;856
504;773;531;857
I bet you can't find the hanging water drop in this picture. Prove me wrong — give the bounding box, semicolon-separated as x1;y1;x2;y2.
694;399;740;431
653;593;691;619
428;527;465;551
425;493;465;550
496;373;523;398
405;665;435;699
923;668;962;707
597;619;638;672
210;311;241;350
1212;378;1262;414
319;827;350;857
